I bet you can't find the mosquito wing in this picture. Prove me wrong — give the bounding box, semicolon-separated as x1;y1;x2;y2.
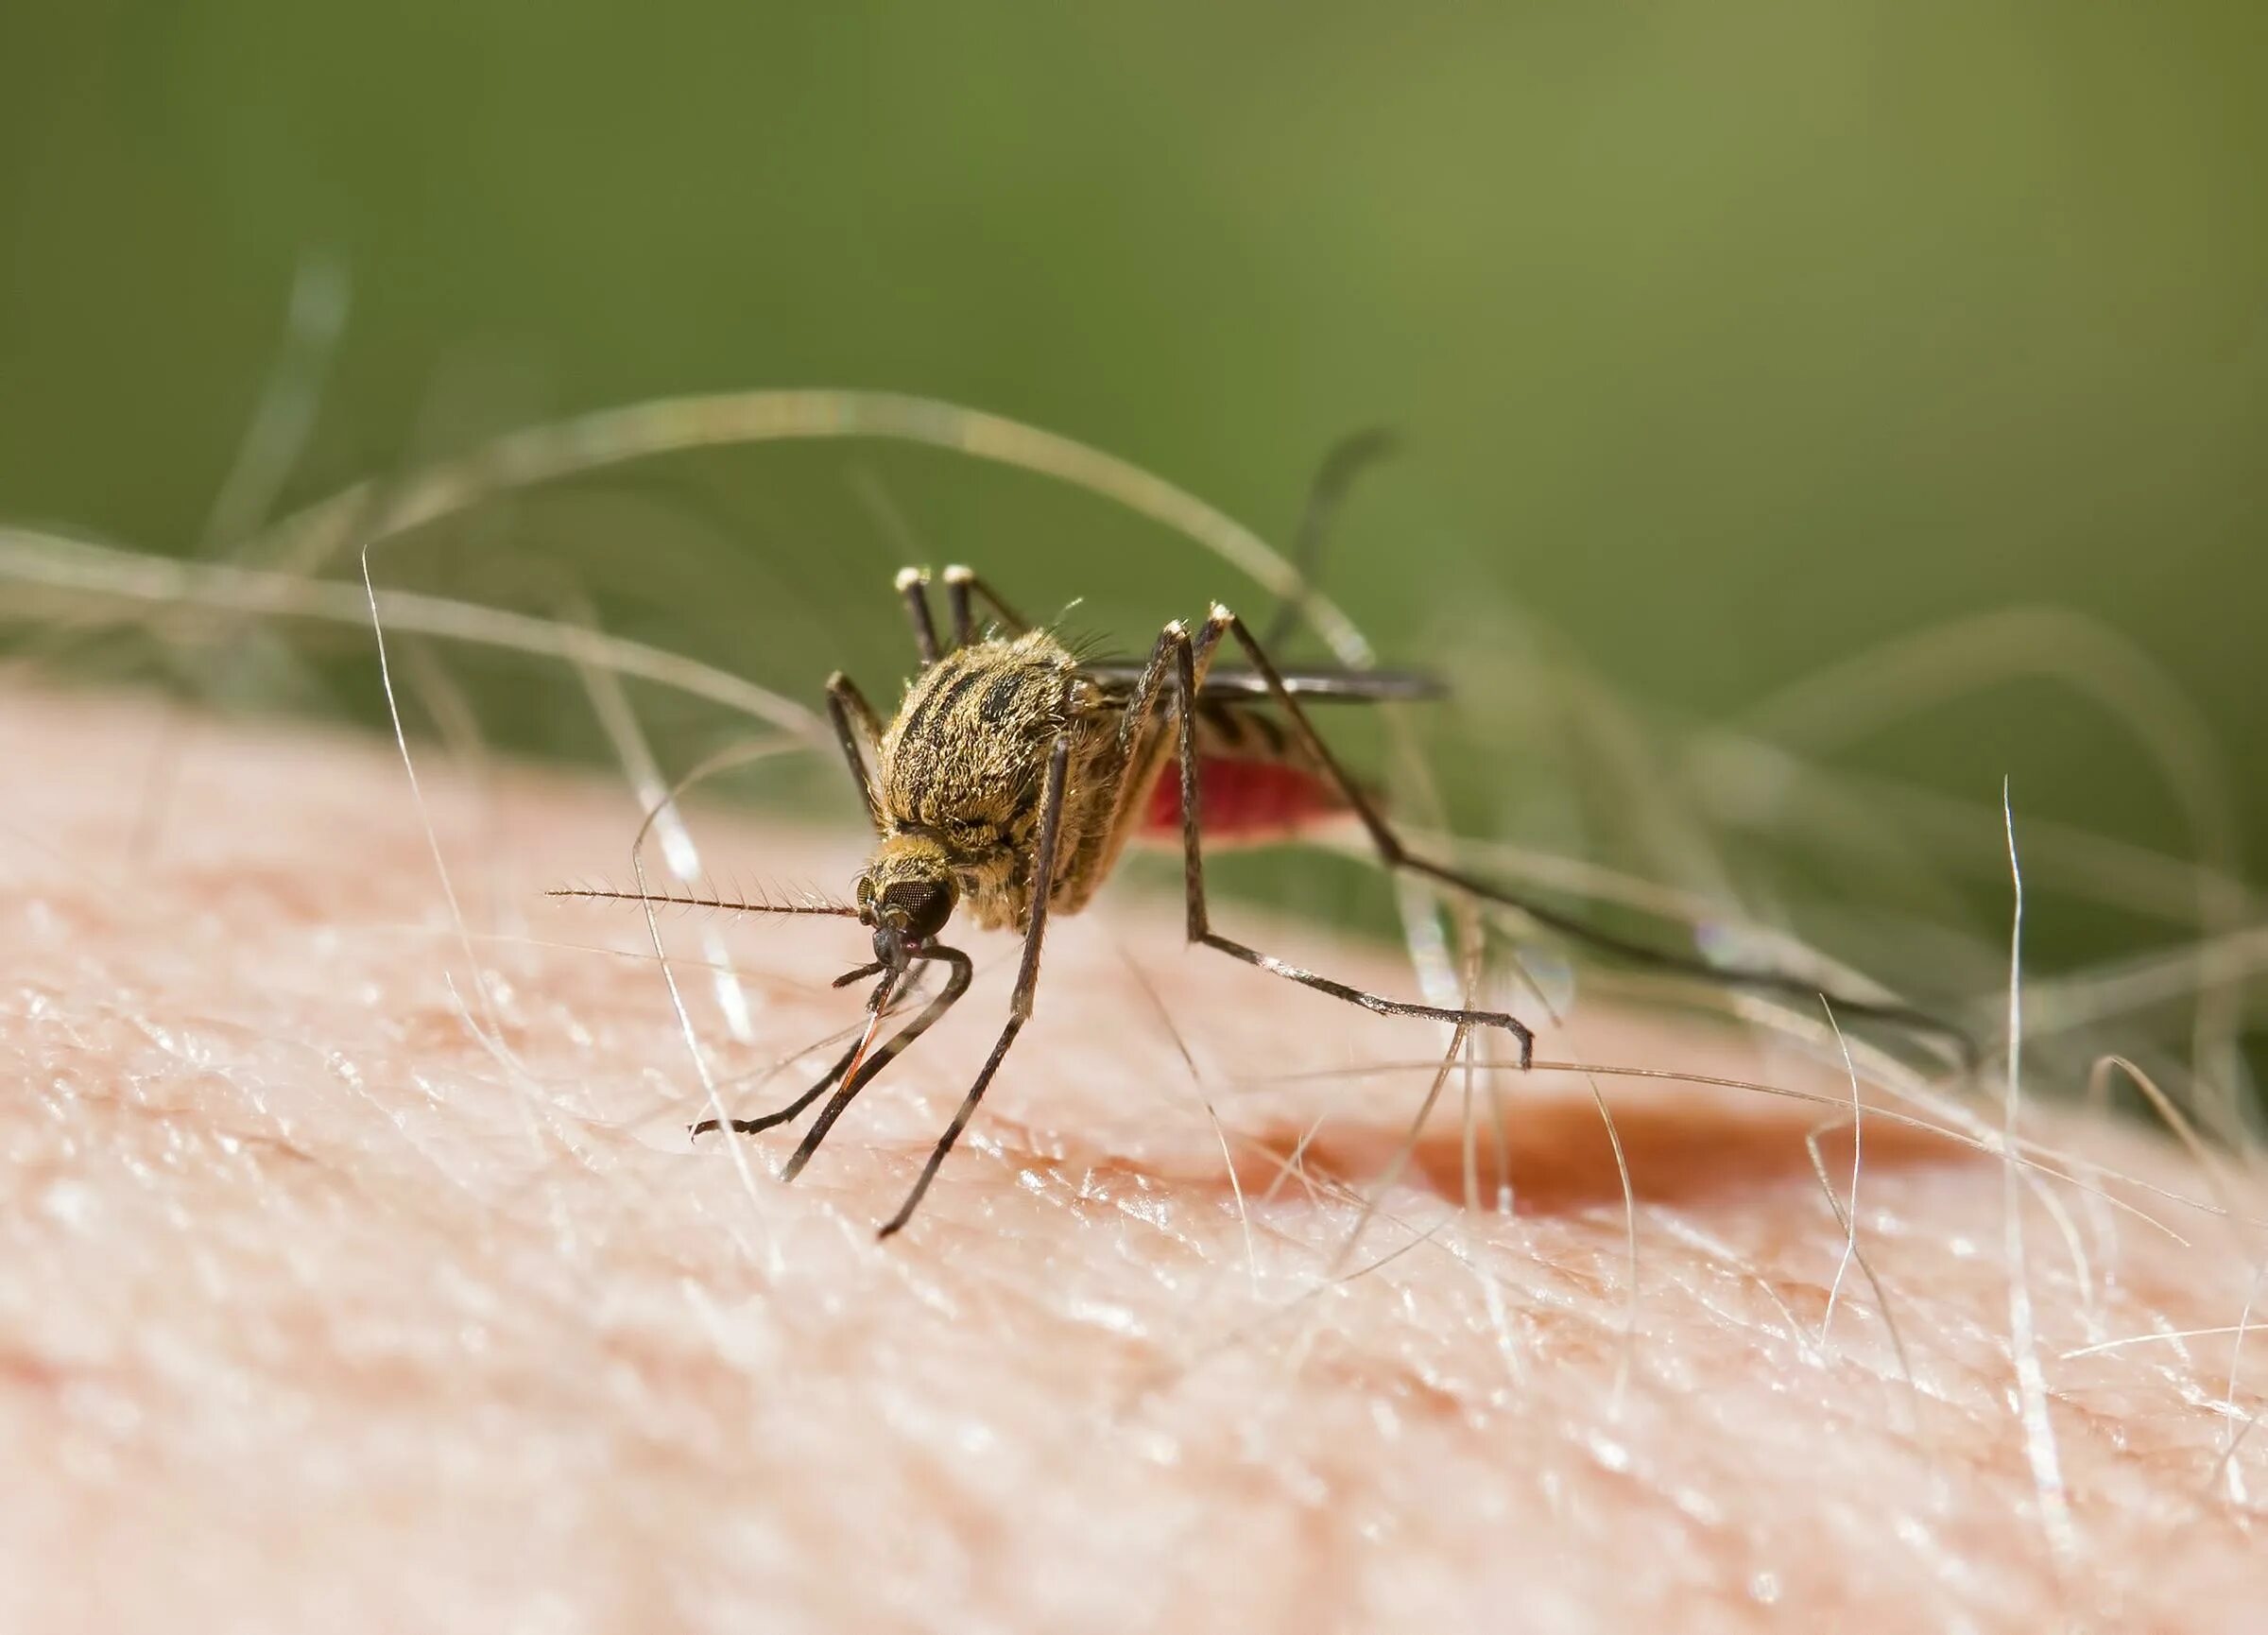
1078;661;1447;705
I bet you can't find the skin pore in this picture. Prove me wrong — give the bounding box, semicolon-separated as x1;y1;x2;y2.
3;685;2263;1634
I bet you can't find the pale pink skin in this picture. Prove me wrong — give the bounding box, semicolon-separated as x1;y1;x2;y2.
3;690;2262;1634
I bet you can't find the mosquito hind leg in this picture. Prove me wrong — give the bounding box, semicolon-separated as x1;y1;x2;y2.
1203;608;1972;1063
1152;613;1538;1066
941;564;1031;646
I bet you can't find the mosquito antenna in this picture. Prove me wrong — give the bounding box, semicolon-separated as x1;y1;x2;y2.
1263;426;1400;650
547;885;862;918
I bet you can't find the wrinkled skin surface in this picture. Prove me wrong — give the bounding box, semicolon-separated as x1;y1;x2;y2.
2;690;2262;1633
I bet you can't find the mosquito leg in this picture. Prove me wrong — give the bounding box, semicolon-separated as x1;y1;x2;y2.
1208;608;1973;1064
688;963;925;1137
941;564;1032;645
778;946;976;1181
1090;614;1232;850
1093;620;1184;840
692;1034;863;1138
1262;426;1400;650
876;705;1074;1237
826;671;887;835
1144;614;1538;1066
895;566;942;665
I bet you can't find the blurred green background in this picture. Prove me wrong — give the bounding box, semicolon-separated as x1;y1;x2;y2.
2;4;2262;1013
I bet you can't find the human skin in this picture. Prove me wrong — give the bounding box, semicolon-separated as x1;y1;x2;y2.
2;687;2262;1634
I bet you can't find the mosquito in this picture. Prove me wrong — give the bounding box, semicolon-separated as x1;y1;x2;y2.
555;522;1966;1238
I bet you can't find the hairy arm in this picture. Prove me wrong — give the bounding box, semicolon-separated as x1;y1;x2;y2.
2;689;2260;1634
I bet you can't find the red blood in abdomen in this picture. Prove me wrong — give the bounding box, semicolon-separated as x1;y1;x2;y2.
1142;757;1346;841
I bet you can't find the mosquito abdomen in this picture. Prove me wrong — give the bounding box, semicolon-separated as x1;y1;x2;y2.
1140;754;1356;846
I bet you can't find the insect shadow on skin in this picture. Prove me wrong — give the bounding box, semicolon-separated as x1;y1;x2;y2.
554;447;1974;1238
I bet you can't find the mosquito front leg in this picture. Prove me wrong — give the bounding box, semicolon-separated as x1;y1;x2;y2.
877;696;1076;1238
775;945;975;1180
693;1033;866;1141
1136;612;1538;1066
941;564;1032;646
827;671;887;835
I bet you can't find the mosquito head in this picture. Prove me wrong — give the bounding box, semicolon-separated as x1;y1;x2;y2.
856;833;958;971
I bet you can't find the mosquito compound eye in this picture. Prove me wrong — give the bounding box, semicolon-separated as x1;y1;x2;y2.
880;878;952;943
